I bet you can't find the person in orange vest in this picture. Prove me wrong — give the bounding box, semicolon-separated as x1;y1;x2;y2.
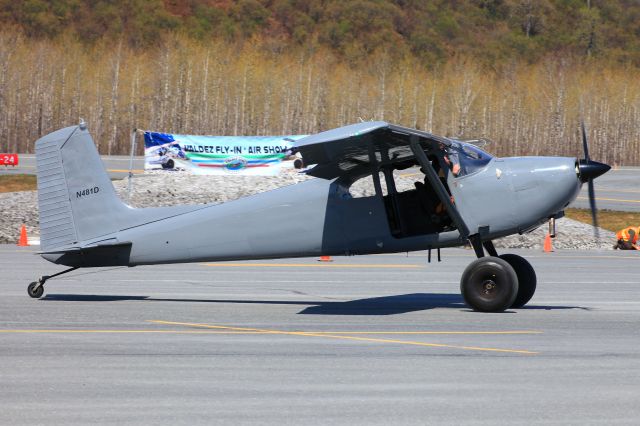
614;226;640;250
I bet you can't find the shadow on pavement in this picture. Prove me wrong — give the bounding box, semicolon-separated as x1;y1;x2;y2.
42;294;150;302
298;293;464;315
41;293;589;314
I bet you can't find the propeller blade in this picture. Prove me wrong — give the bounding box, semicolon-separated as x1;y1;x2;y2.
581;121;590;163
580;120;604;239
588;179;600;239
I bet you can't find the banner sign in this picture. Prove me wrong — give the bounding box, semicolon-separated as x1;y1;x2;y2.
143;132;307;175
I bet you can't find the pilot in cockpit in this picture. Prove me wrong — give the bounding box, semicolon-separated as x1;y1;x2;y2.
437;142;461;177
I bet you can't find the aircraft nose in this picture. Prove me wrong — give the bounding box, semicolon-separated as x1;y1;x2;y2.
578;160;611;183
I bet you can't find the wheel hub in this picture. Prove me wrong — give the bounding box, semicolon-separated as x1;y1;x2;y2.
482;279;497;295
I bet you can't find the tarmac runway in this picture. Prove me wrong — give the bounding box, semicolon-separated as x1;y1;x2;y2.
1;245;639;424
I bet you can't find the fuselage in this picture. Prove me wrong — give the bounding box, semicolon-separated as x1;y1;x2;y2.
42;154;583;267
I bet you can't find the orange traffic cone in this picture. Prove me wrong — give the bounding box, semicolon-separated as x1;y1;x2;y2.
17;225;28;246
543;233;553;253
318;255;333;262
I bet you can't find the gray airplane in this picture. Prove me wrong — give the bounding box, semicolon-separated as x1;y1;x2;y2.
27;121;609;312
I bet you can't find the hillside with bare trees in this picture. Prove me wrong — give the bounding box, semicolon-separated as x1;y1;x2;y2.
2;1;639;63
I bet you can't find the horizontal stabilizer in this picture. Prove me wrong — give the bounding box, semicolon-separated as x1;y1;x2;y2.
40;241;133;268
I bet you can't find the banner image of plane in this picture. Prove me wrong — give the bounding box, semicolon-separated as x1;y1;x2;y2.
143;131;307;175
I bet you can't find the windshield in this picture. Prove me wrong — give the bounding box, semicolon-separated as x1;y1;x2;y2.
448;142;493;176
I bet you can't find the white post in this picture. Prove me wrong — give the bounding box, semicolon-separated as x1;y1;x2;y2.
127;129;138;202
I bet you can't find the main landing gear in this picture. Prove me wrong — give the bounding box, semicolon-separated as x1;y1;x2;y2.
460;238;537;312
27;267;79;299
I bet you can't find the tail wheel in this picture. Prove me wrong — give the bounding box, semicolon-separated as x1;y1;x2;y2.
27;281;44;299
460;256;518;312
499;254;537;308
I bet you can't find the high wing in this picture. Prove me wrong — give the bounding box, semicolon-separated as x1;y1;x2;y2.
292;121;451;179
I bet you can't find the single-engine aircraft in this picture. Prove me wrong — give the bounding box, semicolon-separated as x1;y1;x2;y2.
27;121;610;312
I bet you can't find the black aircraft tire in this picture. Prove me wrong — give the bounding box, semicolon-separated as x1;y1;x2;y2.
27;282;44;299
499;254;537;308
162;159;175;169
460;256;519;312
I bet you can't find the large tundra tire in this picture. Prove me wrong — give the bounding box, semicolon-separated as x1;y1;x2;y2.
460;256;519;312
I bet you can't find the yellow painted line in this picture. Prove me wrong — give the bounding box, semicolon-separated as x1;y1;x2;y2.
149;320;538;355
201;263;423;269
577;196;640;204
0;329;542;335
0;329;268;334
401;172;423;178
302;331;542;335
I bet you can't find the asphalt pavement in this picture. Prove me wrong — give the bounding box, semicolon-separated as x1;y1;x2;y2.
1;246;639;424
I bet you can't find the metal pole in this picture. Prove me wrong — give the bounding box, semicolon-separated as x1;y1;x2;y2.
127;129;138;202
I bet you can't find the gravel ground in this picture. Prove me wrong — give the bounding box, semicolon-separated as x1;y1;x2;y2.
0;171;615;249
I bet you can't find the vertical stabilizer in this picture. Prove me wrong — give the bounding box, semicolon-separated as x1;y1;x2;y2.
35;125;131;251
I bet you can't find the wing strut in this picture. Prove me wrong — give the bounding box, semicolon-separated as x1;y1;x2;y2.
409;138;470;240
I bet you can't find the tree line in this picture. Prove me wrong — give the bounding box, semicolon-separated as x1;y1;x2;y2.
1;33;639;165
